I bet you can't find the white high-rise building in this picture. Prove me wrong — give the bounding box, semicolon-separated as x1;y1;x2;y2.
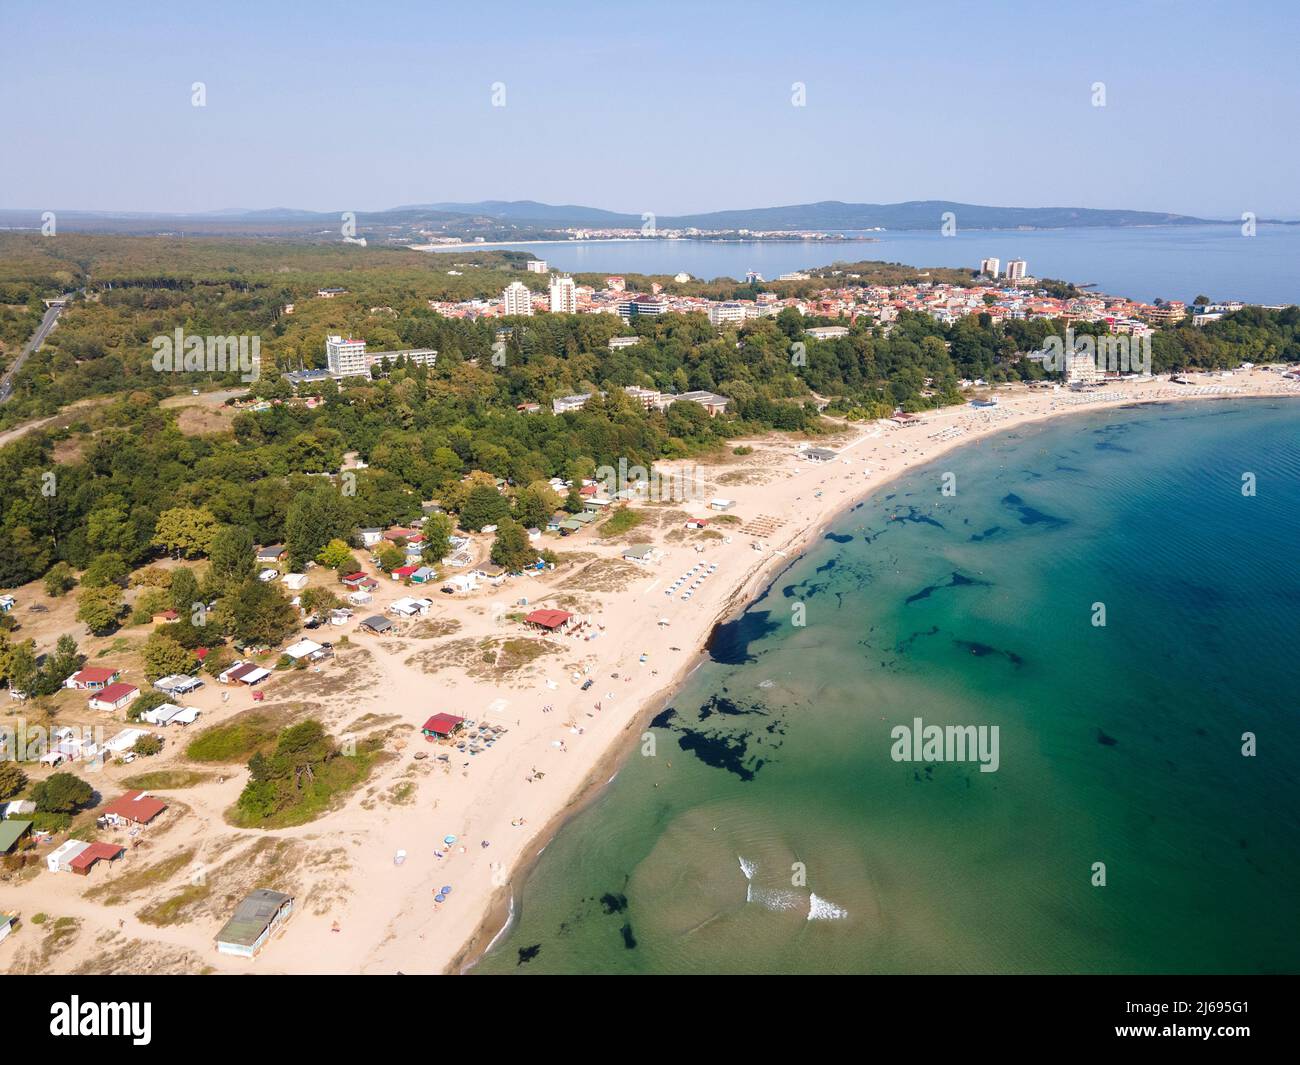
324;335;436;378
526;260;549;273
1005;259;1028;281
502;282;534;317
980;257;1000;278
549;274;577;314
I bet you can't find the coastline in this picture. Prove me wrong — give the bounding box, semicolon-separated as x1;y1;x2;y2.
442;374;1300;974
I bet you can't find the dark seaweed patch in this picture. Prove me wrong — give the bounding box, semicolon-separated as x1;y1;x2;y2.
824;532;853;544
707;609;781;664
620;923;638;949
1001;492;1067;528
969;526;1003;542
906;571;990;606
600;893;628;915
954;639;1024;667
517;944;541;966
1097;730;1118;747
650;707;677;729
698;694;768;721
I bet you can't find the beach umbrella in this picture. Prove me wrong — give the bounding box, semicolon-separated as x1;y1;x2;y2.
443;835;457;845
435;894;446;903
441;885;452;894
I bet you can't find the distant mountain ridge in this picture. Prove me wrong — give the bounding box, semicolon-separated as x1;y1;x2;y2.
410;198;1222;230
0;199;1235;238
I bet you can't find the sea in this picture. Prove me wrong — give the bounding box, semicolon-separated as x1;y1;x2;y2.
476;397;1300;974
423;223;1300;306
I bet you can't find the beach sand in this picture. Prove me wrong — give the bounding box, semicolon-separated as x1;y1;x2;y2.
3;370;1297;975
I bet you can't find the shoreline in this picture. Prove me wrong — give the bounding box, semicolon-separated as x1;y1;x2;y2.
443;377;1300;974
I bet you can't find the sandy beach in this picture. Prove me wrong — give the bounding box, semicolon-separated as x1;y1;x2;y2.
3;368;1298;976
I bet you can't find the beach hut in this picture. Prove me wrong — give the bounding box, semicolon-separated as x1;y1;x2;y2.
69;842;125;876
87;682;139;713
216;889;294;958
0;820;32;855
421;714;466;739
523;609;576;635
64;666;121;691
101;790;168;826
360;615;393;635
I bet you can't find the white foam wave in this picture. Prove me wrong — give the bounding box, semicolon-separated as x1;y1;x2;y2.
807;893;849;921
737;855;757;880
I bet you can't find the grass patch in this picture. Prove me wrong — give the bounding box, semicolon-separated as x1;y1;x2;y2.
185;709;285;763
86;848;196;905
227;739;386;830
597;509;646;538
121;769;213;790
137;881;211;927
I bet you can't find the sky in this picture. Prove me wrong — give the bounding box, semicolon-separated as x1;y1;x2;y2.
2;0;1297;219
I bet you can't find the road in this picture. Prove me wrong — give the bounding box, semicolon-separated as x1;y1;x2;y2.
0;299;67;404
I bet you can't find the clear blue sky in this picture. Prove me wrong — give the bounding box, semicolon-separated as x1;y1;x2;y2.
3;0;1297;218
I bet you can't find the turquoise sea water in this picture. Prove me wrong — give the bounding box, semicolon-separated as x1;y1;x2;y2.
477;399;1300;974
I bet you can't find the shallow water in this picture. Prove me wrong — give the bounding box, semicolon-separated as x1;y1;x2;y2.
477;399;1300;974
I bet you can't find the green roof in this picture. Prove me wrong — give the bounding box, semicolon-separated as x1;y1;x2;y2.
0;819;33;853
216;889;293;947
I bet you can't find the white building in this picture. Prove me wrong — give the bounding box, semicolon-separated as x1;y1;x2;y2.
502;282;534;317
980;257;1000;277
707;302;746;328
526;260;549;273
549;275;577;314
608;336;640;349
325;336;437;378
1005;259;1028;281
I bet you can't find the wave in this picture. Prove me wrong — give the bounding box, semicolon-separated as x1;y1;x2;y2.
807;893;848;921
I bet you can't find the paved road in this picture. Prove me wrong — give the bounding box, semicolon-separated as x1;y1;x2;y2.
0;301;65;403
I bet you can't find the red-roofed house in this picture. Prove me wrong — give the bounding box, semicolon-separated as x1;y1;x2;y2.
65;666;121;691
70;841;125;876
421;714;465;739
523;608;576;633
391;565;419;580
88;682;139;712
102;790;168;826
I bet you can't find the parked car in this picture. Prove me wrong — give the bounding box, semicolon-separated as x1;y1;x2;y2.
581;679;594;691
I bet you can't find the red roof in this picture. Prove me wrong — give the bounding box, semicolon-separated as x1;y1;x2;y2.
70;841;124;872
342;572;367;582
392;565;419;577
102;790;167;824
422;713;465;736
91;682;137;704
224;662;258;682
523;609;573;630
195;647;209;660
72;666;118;685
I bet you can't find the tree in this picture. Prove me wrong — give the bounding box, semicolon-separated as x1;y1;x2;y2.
375;544;405;572
132;734;164;757
316;538;355;571
31;772;93;814
225;579;299;646
460;484;509;531
77;585;124;635
514;482;559;529
490;519;535;572
33;633;80;695
81;553;128;589
421;513;453;564
169;567;201;616
285;485;355;570
209;525;255;587
142;632;196;681
42;561;76;597
6;640;39;695
300;586;341;617
153;506;220;559
563;480;584;514
0;762;27;801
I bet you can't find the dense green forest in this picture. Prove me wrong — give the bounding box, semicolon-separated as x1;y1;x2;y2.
1;233;1297;614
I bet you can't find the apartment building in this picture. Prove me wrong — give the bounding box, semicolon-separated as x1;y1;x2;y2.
325;336;437;378
502;281;534;317
549;274;578;314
